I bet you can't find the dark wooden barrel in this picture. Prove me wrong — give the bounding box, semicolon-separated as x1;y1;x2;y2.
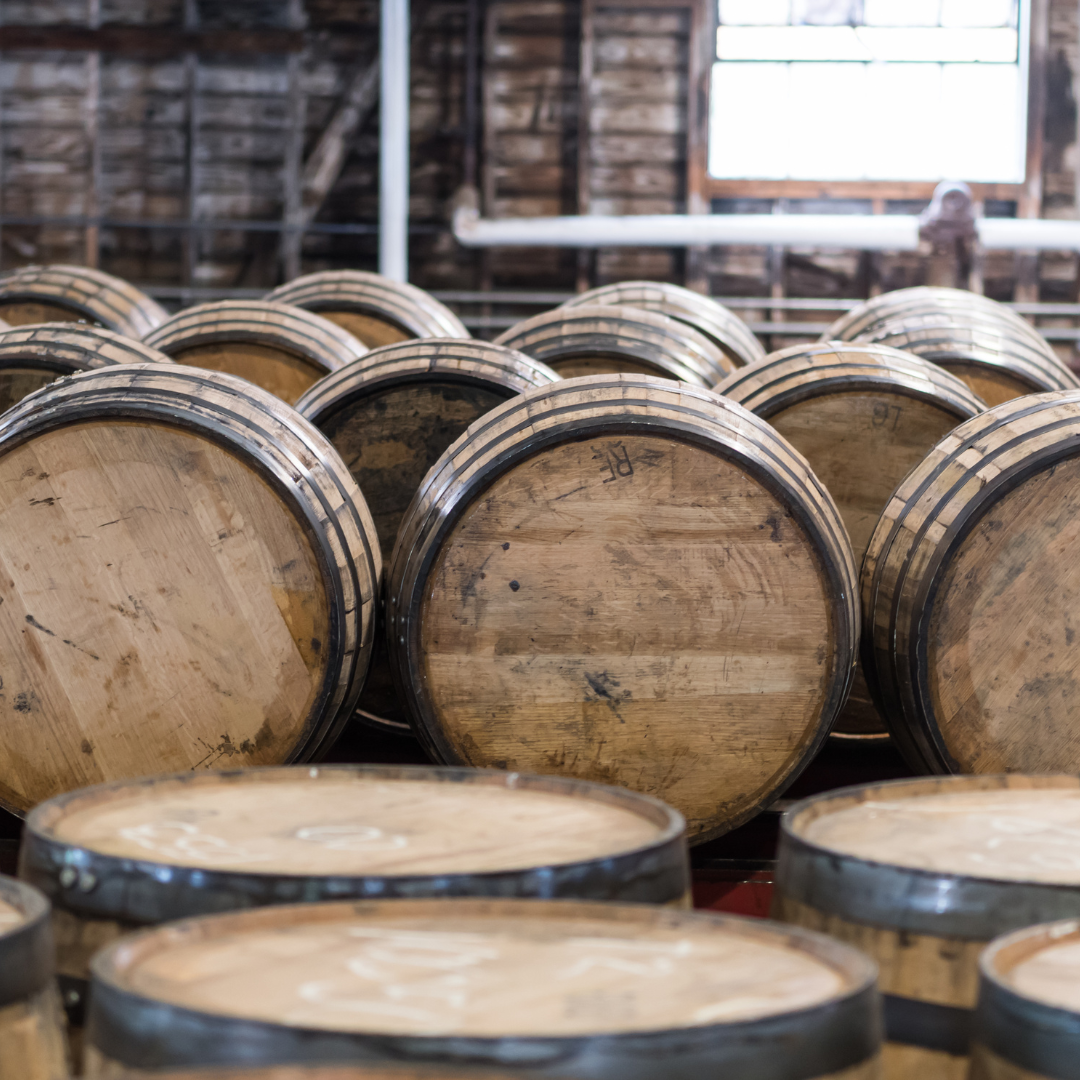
775;775;1080;1080
295;339;561;734
0;875;68;1080
562;281;765;368
0;322;173;413
493;305;734;386
143;300;368;404
85;897;880;1080
0;264;168;339
972;920;1080;1080
716;342;986;739
266;270;469;349
21;763;688;1028
861;389;1080;774
386;374;858;842
0;365;380;816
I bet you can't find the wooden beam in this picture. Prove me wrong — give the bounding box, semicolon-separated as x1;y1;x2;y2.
0;25;307;54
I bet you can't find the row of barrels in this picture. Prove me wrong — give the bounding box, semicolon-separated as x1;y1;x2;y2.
9;766;1080;1080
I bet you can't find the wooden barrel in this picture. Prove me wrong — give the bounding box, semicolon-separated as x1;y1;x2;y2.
85;897;881;1079
493;305;735;386
21;764;687;1028
775;774;1080;1080
716;342;985;739
266;270;469;349
386;374;858;841
104;1068;526;1080
0;322;173;413
295;340;561;734
561;281;765;368
0;365;380;816
0;875;68;1080
861;389;1080;774
971;920;1080;1080
0;264;168;338
143;300;368;404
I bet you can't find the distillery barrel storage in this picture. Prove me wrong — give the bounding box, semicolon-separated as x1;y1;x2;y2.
861;389;1080;774
0;264;168;338
84;897;881;1079
716;341;986;738
493;305;734;385
19;763;690;1021
386;374;858;841
0;365;381;815
561;281;765;368
266;270;469;348
0;323;173;412
775;774;1080;1080
971;920;1080;1080
295;339;561;733
0;875;67;1080
143;300;368;404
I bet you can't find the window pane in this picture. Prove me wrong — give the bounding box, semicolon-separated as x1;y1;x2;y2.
858;26;1017;61
791;0;861;25
709;63;791;179
786;63;870;179
863;0;941;26
940;0;1016;27
718;0;791;25
718;26;869;60
863;63;943;179
939;63;1023;180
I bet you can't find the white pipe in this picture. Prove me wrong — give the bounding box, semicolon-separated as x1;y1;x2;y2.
379;0;409;281
976;216;1080;250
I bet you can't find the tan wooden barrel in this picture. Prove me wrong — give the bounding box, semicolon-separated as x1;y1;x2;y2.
716;342;986;739
0;264;168;338
266;270;469;349
0;322;173;413
0;875;68;1080
861;389;1080;774
295;340;561;734
561;281;765;368
493;304;735;386
19;763;689;1028
971;920;1080;1080
0;365;380;816
104;1068;527;1080
386;374;858;842
143;300;368;404
85;897;881;1079
775;774;1080;1080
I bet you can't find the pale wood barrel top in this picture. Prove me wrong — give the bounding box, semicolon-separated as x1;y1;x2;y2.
143;301;368;404
562;282;765;368
0;895;24;933
493;305;734;386
388;375;858;841
0;264;168;339
0;365;380;813
95;899;862;1038
999;928;1080;1013
266;271;469;345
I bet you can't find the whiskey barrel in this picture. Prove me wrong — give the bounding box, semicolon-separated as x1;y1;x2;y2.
85;897;881;1079
716;342;985;739
972;920;1080;1080
143;300;367;404
861;389;1080;774
0;876;68;1080
775;774;1080;1080
295;340;561;734
106;1068;524;1080
387;374;858;841
0;264;168;338
0;322;173;413
493;305;735;386
0;365;380;816
562;281;765;368
266;270;469;349
19;763;689;1026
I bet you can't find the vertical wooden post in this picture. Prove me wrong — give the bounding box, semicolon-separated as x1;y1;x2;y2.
183;0;199;297
575;0;594;293
281;2;308;284
684;0;710;294
1016;0;1049;304
84;0;101;269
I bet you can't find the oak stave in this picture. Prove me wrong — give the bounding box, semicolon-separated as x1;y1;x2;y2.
143;300;368;404
0;264;168;339
493;304;735;386
266;270;469;348
561;281;765;368
387;374;859;842
85;897;881;1080
0;364;381;815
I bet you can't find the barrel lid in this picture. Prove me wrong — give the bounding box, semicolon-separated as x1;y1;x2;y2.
0;874;54;1007
88;897;878;1075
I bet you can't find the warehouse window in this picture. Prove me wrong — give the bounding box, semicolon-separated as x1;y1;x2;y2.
708;0;1029;183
